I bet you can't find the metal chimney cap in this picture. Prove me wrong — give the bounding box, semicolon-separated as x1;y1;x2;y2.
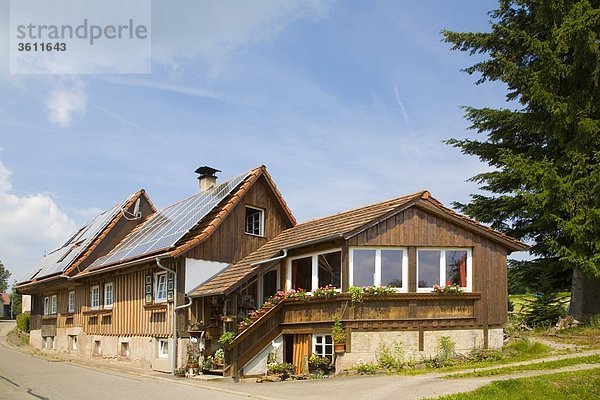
195;166;221;177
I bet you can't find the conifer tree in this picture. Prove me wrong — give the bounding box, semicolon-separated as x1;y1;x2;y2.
443;0;600;316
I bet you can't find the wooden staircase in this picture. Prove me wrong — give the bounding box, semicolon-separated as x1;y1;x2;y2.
224;301;285;378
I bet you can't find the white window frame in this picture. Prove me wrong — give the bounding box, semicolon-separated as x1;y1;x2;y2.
285;248;343;292
91;285;100;310
416;248;473;293
349;247;408;292
312;334;334;361
69;335;78;351
257;266;280;307
244;206;265;237
158;338;169;358
104;282;113;309
154;272;168;303
68;290;75;313
50;294;57;314
44;296;49;315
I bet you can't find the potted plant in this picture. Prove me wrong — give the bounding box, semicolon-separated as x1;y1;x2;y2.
213;348;225;367
175;368;186;377
218;331;237;347
331;317;346;353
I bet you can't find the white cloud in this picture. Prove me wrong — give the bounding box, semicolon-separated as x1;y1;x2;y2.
151;0;334;73
46;78;87;127
0;160;76;282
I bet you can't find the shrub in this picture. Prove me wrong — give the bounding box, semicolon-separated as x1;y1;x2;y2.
520;292;567;328
425;336;457;368
267;362;295;378
16;312;30;333
354;362;378;375
377;341;405;371
331;317;346;344
469;347;502;362
308;354;331;371
218;331;237;346
586;314;600;329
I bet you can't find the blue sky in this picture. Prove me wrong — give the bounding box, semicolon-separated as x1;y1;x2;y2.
0;0;522;282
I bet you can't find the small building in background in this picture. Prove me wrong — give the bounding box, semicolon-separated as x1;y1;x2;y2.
0;293;11;319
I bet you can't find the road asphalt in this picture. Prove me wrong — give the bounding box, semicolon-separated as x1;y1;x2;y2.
2;320;599;400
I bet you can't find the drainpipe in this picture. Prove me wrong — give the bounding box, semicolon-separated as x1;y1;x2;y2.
156;257;191;375
249;249;288;267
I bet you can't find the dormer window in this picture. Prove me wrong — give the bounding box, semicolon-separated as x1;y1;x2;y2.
245;206;264;236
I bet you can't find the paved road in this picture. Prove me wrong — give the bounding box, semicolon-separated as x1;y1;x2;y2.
0;321;258;400
2;321;597;400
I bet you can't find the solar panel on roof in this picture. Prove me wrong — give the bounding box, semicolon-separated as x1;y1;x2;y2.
24;196;133;282
89;172;250;270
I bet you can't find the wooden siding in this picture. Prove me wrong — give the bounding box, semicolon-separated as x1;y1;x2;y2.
184;176;292;263
46;262;177;337
347;206;509;326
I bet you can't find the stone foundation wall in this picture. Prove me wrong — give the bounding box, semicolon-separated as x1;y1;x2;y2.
29;328;189;372
335;328;503;372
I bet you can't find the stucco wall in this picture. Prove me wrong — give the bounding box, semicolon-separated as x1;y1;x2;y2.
29;328;190;372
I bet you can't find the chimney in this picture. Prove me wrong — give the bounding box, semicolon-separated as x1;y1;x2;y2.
195;166;221;192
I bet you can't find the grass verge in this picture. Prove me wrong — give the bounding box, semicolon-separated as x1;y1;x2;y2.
428;368;600;400
445;354;600;378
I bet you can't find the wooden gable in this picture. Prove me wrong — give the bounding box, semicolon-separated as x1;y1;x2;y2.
183;174;295;264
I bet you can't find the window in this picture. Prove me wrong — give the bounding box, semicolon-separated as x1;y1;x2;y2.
350;248;408;291
91;285;100;310
245;206;264;236
287;250;342;292
318;252;342;288
44;336;55;350
417;249;471;292
313;334;333;362
104;282;113;309
158;338;169;358
50;294;57;314
69;335;78;351
154;272;168;303
94;340;102;355
120;342;130;357
44;296;49;315
260;269;279;304
68;290;75;313
291;256;312;291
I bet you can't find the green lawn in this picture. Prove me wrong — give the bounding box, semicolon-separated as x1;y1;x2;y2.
429;368;600;400
396;341;552;376
446;354;600;378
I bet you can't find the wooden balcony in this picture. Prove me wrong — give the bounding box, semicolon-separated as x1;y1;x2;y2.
226;292;481;377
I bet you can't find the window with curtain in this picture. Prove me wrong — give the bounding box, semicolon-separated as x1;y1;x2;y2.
417;249;471;291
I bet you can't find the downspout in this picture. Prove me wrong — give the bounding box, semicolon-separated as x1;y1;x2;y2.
157;257;192;375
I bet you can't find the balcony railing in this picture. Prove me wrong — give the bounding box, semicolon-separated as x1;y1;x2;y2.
226;292;481;377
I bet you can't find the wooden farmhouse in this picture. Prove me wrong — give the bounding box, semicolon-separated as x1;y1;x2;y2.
17;166;526;377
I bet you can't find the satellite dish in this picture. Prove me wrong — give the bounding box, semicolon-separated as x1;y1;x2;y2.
121;198;142;221
133;198;141;219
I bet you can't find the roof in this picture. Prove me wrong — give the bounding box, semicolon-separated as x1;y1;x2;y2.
189;191;426;296
0;293;9;305
85;166;295;273
190;191;528;297
17;190;148;285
